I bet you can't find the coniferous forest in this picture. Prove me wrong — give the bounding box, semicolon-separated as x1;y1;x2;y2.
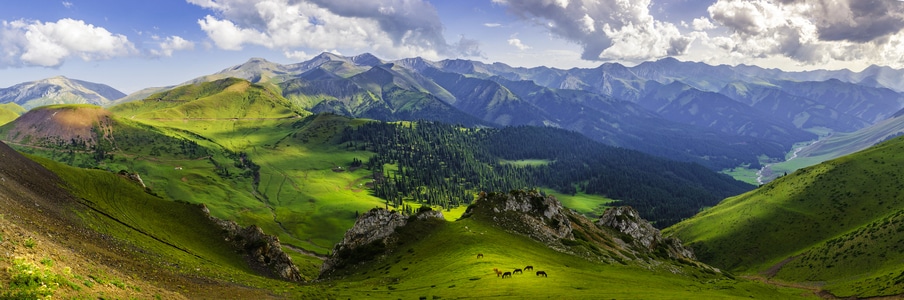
341;121;753;227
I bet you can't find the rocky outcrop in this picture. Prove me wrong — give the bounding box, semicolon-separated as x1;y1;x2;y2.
320;207;444;278
201;205;303;282
462;190;573;246
597;206;695;260
328;208;408;258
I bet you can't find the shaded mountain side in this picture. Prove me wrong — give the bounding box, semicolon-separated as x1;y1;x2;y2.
0;76;125;109
423;66;789;170
666;135;904;298
773;79;904;124
638;81;816;147
720;82;872;132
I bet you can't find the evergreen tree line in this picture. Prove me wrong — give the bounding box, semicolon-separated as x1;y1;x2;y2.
340;122;754;227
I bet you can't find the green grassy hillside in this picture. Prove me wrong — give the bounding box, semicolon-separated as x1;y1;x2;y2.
1;138;815;299
666;136;904;298
0;102;24;125
0;140;328;299
325;210;813;299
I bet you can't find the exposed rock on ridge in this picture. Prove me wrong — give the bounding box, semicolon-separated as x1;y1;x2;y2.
201;205;303;282
463;190;574;246
320;207;444;278
597;206;695;260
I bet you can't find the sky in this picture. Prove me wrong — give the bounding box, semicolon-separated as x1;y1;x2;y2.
1;0;904;93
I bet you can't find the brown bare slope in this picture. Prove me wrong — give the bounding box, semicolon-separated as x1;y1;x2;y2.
2;104;114;148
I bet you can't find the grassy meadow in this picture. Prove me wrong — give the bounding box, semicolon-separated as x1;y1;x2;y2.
328;216;814;299
667;135;904;298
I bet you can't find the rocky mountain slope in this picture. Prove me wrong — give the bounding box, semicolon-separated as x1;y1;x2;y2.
0;76;125;109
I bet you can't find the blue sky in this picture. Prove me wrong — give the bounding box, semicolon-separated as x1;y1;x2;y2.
2;0;904;93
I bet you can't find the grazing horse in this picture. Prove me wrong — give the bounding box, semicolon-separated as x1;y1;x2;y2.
536;271;547;277
502;272;512;278
494;268;503;277
513;268;523;274
477;253;484;258
524;265;533;271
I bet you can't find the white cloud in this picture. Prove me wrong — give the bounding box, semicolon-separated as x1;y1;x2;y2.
283;50;310;61
62;1;73;8
692;17;715;31
484;23;502;28
494;0;692;62
0;18;136;68
150;35;195;57
188;0;481;60
508;37;530;51
705;0;904;68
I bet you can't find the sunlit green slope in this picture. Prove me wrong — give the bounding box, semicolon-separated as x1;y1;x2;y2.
325;207;812;299
666;136;904;298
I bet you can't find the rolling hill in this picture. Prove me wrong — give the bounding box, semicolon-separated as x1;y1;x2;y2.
0;102;25;125
665;135;904;298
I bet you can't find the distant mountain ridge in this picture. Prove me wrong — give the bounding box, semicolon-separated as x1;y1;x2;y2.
10;53;903;174
0;76;125;109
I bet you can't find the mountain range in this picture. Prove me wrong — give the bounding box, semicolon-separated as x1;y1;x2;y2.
4;53;904;175
2;52;904;298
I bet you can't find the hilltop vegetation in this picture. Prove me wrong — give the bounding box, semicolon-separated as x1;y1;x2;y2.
666;136;904;298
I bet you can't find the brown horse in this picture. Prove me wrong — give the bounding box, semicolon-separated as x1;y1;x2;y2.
493;268;503;277
524;265;533;271
502;272;512;278
536;271;547;277
513;268;523;274
477;253;484;258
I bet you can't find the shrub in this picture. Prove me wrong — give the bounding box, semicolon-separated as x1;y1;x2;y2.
2;259;60;299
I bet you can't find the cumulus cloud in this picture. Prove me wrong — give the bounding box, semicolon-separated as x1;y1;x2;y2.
692;17;716;31
508;36;530;50
188;0;481;60
0;18;136;68
150;35;195;57
495;0;692;61
706;0;904;66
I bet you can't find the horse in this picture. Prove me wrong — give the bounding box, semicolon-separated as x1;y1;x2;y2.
513;268;523;274
477;253;484;258
536;271;547;277
502;272;512;278
494;268;503;277
524;265;533;271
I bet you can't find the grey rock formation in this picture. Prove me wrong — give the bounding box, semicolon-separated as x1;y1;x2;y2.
597;206;695;260
320;207;444;277
201;204;303;282
464;190;574;245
